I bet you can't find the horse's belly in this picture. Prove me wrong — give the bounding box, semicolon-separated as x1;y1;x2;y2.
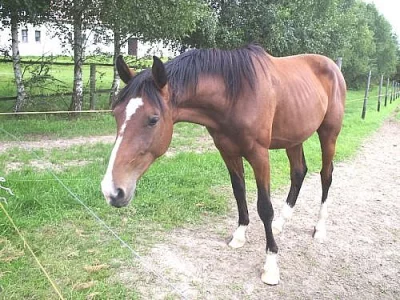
269;136;310;149
269;114;323;149
269;95;327;149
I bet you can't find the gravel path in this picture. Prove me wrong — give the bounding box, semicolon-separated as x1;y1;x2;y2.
116;117;400;299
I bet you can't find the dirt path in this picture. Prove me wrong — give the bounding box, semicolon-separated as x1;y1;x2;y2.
115;118;400;299
0;133;215;157
0;135;116;153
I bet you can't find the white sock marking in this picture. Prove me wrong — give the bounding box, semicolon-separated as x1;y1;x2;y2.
272;203;293;234
102;98;143;200
229;225;247;248
262;252;280;285
314;201;328;241
281;203;293;219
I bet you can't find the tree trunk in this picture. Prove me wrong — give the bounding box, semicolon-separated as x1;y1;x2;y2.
70;17;84;111
11;12;26;112
109;28;121;107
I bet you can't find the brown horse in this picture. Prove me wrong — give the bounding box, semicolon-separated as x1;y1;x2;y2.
101;45;346;285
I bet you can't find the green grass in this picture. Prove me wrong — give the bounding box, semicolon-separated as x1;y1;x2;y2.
0;55;155;113
0;88;399;298
0;114;116;140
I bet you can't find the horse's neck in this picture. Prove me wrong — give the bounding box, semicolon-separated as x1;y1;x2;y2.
173;106;220;129
172;76;228;130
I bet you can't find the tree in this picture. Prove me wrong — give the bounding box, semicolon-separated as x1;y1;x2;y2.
394;46;400;82
340;2;398;87
99;0;212;106
0;0;50;112
365;3;397;79
181;0;397;89
49;0;101;111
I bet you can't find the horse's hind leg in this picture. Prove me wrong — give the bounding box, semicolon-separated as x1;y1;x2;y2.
272;144;308;234
314;127;339;241
220;154;249;248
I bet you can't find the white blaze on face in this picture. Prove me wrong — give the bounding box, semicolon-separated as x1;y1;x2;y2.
101;98;144;202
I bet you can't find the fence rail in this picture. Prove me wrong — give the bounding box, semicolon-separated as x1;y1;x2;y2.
0;59;115;67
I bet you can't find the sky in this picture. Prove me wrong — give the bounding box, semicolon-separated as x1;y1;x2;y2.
364;0;400;40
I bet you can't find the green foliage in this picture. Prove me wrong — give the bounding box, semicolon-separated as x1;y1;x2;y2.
182;0;399;89
98;0;213;44
0;0;50;26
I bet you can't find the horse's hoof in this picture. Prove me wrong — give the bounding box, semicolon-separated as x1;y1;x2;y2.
261;266;280;285
272;219;284;235
313;226;326;242
228;236;246;248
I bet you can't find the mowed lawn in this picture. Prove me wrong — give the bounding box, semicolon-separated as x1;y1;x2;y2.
0;88;399;299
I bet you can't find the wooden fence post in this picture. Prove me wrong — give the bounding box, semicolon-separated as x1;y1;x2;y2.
390;80;395;104
384;77;389;107
377;74;383;112
336;57;343;70
361;70;371;119
89;64;96;110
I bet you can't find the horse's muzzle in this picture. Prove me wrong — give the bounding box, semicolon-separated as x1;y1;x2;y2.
108;188;127;207
101;178;136;208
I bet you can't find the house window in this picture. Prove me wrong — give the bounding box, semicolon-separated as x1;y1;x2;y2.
21;29;28;43
93;33;101;44
128;38;138;56
35;30;41;42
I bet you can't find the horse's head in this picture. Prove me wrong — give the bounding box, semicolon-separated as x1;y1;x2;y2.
101;56;173;207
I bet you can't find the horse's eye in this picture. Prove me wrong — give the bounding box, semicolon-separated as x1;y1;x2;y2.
148;115;160;127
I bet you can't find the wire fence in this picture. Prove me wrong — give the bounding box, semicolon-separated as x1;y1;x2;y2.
0;57;153;113
0;60;116;112
0;128;188;299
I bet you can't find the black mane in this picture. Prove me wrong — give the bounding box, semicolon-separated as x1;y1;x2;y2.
114;44;267;110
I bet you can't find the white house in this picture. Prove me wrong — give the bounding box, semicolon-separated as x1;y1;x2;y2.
0;23;178;58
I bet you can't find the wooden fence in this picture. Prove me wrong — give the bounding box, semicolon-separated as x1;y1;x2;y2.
0;59;115;108
0;59;399;116
0;58;152;111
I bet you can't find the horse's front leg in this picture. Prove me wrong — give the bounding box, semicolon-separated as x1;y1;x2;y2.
219;152;249;248
246;147;280;285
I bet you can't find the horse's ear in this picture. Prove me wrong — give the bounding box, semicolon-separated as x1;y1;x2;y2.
116;55;135;84
152;56;167;90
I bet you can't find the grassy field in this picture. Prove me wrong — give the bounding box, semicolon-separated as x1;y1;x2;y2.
0;56;154;112
0;87;399;299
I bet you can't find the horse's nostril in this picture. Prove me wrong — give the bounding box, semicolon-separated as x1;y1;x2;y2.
109;188;126;207
116;188;125;200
